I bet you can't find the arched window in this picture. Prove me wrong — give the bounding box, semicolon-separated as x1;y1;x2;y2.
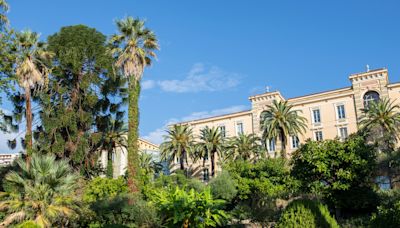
363;91;380;109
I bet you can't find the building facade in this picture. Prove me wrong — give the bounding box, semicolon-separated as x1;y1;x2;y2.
0;153;20;166
173;68;400;180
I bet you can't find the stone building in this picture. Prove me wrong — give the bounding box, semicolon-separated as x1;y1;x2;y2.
172;68;400;180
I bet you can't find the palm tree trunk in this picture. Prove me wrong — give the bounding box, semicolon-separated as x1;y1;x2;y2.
280;132;287;159
127;80;141;193
211;151;215;177
180;153;185;171
25;87;33;163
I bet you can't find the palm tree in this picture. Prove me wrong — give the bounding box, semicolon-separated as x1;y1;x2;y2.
14;30;52;160
0;154;80;227
360;98;400;189
109;16;159;192
360;98;400;149
0;0;8;26
260;100;307;158
196;126;224;177
160;125;194;173
225;133;261;161
140;151;163;179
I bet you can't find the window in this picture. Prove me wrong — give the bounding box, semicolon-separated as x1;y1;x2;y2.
337;105;346;119
339;127;348;140
203;169;209;181
363;91;380;109
268;138;276;152
219;125;226;138
236;122;244;135
291;136;300;149
313;109;321;123
315;131;323;141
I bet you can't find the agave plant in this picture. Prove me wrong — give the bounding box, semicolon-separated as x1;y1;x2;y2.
0;154;80;227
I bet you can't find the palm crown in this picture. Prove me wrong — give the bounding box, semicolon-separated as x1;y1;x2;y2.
260;100;307;158
161;125;194;172
0;154;80;227
225;133;261;161
109;16;159;81
195;126;225;177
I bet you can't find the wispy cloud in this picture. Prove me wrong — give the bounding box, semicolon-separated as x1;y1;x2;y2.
142;105;248;144
142;63;241;93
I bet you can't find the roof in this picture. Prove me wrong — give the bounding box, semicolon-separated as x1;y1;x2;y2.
173;110;252;126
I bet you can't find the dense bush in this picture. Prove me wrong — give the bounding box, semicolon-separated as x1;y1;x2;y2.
90;194;161;227
146;170;205;194
276;199;339;228
225;158;299;200
83;177;128;203
370;190;400;227
209;170;237;202
291;135;378;213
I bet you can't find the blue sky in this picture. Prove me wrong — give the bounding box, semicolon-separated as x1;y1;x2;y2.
2;0;400;150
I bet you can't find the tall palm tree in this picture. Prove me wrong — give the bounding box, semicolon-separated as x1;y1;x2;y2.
225;133;261;161
14;30;52;160
160;125;194;173
196;126;224;177
0;0;8;26
260;100;307;158
0;154;80;227
109;16;159;192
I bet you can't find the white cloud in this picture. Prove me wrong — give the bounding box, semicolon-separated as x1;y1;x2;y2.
142;80;156;90
143;63;240;93
142;105;248;145
0;109;23;153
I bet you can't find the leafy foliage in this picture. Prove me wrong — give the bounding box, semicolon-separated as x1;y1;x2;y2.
0;154;80;227
276;199;339;228
209;170;237;202
34;25;124;176
225;158;298;200
90;195;161;228
151;187;228;227
291;135;378;211
83;177;128;203
370;190;400;227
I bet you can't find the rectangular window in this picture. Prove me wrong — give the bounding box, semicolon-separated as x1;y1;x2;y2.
313;109;321;123
315;131;323;141
291;136;300;149
339;127;348;140
337;105;346;119
268;138;276;152
236;122;244;135
219;125;226;138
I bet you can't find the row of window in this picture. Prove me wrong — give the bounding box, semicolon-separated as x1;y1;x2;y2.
265;127;348;152
312;104;346;124
218;122;243;138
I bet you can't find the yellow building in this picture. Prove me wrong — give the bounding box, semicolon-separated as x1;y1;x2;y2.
173;68;400;180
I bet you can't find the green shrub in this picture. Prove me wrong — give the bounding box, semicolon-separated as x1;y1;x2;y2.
276;199;339;228
370;201;400;227
83;177;128;203
151;186;228;227
15;221;41;228
209;171;237;201
90;194;161;227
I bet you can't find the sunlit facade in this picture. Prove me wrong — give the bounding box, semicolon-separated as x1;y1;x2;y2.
173;68;400;180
